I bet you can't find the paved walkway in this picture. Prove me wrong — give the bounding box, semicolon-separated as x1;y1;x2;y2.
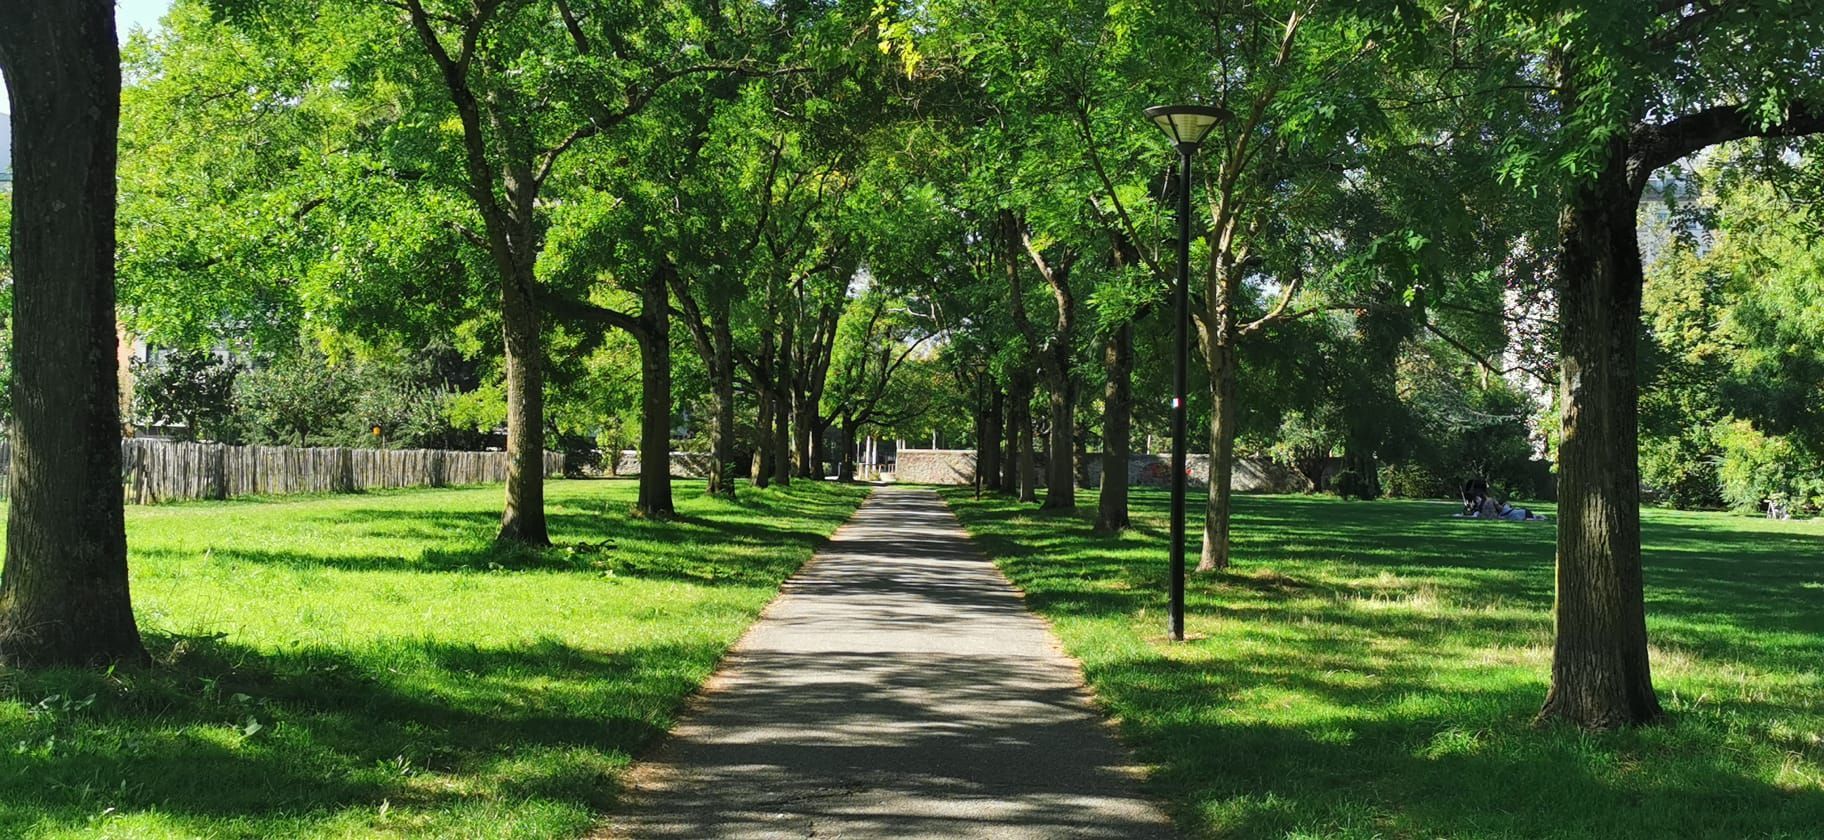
607;486;1173;839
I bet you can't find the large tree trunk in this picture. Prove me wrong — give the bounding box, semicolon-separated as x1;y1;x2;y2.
635;267;675;518
498;277;549;543
0;1;149;667
1198;323;1238;572
1538;148;1662;729
1041;369;1075;511
1097;323;1134;532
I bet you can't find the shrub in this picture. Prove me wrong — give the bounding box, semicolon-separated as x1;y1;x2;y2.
1716;420;1824;513
1382;463;1453;499
1640;434;1725;509
131;349;242;442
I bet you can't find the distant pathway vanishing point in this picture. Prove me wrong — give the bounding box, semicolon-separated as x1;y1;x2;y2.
608;485;1173;839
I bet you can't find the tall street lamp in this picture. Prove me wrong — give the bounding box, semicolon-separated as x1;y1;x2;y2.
1145;104;1227;642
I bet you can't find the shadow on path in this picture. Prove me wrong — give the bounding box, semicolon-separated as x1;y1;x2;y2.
606;487;1172;839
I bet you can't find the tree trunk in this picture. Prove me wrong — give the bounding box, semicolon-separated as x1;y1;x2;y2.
980;387;1003;490
1017;375;1038;504
1537;148;1662;729
1198;324;1238;572
706;316;738;498
753;330;774;488
498;276;550;543
812;420;831;479
839;419;857;482
795;400;818;480
791;393;811;479
1042;369;1075;511
771;318;793;486
0;0;149;667
770;387;792;487
635;267;675;518
1001;380;1020;493
1097;323;1134;532
753;391;773;487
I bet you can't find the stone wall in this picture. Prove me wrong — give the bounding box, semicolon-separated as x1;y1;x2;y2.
610;450;716;478
896;448;1315;493
892;448;979;486
1083;454;1311;492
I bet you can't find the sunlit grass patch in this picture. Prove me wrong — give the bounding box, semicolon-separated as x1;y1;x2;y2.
0;479;868;839
944;488;1824;839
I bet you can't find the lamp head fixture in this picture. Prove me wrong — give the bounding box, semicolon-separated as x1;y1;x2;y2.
1144;104;1229;150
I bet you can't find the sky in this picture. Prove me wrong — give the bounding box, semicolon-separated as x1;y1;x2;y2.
0;0;173;115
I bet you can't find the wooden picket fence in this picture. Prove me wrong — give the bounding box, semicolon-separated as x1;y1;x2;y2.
0;439;563;504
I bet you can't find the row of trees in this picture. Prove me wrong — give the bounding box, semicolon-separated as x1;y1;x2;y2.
0;0;1820;738
1639;150;1824;512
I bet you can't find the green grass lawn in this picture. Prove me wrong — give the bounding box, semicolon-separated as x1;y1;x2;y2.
0;479;869;839
942;489;1824;839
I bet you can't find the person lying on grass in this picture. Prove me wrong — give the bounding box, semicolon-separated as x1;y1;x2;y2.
1459;495;1547;521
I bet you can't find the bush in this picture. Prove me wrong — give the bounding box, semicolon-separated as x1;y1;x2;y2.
1716;420;1824;513
131;349;241;442
1640;434;1725;509
1381;463;1453;499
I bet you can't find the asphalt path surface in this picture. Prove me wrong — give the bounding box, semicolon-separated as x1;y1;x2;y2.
607;486;1173;839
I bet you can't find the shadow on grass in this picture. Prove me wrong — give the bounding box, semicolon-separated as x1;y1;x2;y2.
0;632;718;833
0;479;872;836
133;482;868;587
943;487;1824;839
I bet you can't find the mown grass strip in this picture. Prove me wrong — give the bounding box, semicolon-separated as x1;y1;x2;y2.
1;479;869;839
943;488;1824;839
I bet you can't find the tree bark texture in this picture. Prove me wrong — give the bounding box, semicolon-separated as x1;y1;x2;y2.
0;0;149;667
1042;377;1075;510
1198;317;1238;572
838;420;857;482
635;265;675;518
708;316;738;497
770;385;792;486
771;312;794;486
1527;93;1824;728
1016;375;1038;504
1538;144;1661;729
1097;323;1134;532
498;274;549;543
981;388;1004;491
1001;380;1021;494
752;329;775;487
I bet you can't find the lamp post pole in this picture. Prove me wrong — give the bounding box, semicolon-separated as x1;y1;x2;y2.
1145;103;1224;643
1169;143;1192;642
